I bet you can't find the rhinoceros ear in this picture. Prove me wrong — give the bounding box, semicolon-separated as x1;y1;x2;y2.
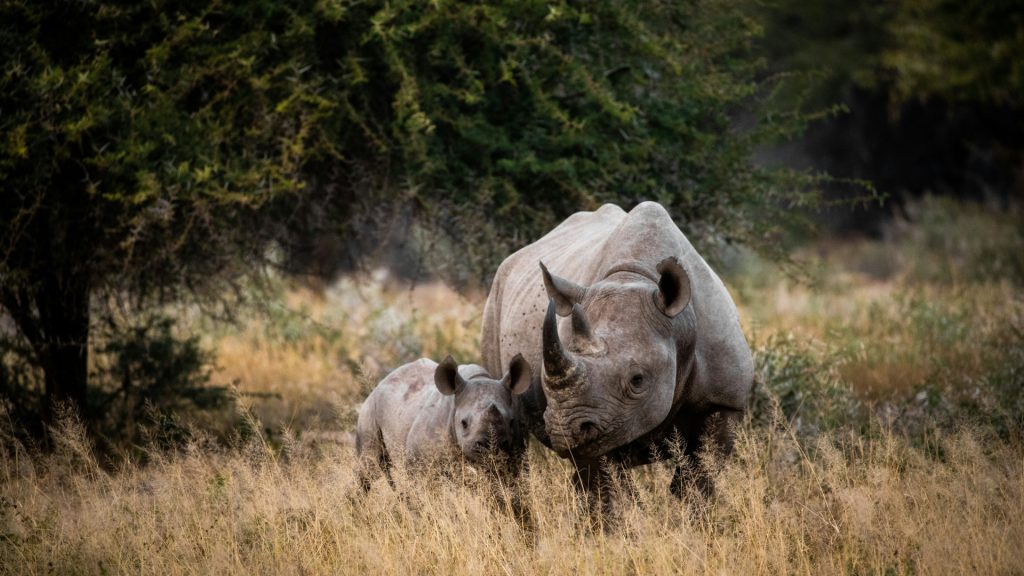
655;256;691;317
434;355;465;396
540;261;586;316
502;353;533;396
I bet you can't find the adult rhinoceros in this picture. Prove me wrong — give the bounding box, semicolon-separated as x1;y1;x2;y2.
481;201;753;508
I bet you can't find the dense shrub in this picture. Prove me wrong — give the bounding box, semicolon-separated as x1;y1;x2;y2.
90;315;228;451
750;333;863;436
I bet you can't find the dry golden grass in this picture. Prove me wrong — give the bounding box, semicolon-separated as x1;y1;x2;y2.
736;248;1023;403
3;265;1022;574
204;273;484;433
2;406;1021;575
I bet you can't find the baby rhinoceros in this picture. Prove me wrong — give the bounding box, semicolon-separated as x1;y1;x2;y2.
356;354;532;489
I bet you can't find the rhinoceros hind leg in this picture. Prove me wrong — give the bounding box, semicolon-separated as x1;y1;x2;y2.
355;428;393;492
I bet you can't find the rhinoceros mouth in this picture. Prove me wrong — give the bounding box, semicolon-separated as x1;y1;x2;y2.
551;439;602;459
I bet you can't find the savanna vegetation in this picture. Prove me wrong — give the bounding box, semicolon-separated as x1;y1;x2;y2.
2;196;1022;574
1;0;1022;574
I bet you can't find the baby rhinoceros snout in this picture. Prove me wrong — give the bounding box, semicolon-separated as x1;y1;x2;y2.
467;403;519;462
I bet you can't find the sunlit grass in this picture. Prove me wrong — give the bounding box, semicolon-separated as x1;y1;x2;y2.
2;405;1021;574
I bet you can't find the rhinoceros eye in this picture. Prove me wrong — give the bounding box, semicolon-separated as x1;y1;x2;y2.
461;418;469;430
629;374;645;392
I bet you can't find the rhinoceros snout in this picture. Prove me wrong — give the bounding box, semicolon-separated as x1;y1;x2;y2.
546;414;602;455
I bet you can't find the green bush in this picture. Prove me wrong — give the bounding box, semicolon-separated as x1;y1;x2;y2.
90;315;228;452
750;333;864;436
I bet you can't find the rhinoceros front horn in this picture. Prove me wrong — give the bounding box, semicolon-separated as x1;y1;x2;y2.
543;298;584;391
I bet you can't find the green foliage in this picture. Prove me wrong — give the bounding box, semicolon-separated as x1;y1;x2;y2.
750;292;1024;442
750;333;864;436
887;290;1024;439
0;0;822;294
751;0;889;107
758;0;1024;108
364;0;823;274
96;318;210;399
745;196;1024;442
900;196;1024;285
0;0;339;298
0;312;225;449
90;315;226;444
0;0;352;437
883;0;1024;106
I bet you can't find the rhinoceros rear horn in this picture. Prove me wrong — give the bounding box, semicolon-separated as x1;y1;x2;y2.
655;256;691;318
434;355;466;396
570;303;604;354
543;298;584;391
539;261;587;316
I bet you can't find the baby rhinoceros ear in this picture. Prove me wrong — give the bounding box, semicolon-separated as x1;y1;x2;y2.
434;355;466;396
500;353;533;396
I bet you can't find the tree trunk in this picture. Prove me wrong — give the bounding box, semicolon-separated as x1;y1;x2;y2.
37;272;90;430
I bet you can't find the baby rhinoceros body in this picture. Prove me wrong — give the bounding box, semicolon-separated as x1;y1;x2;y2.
356;354;532;488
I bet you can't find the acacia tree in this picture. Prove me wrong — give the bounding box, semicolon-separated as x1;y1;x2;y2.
1;0;815;438
0;0;348;431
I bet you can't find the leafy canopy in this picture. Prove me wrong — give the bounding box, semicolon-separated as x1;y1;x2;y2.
2;0;815;296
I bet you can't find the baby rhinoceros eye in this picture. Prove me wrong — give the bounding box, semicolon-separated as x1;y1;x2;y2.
461;418;469;430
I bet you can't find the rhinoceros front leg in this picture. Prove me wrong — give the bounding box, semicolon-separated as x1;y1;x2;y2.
669;406;741;501
571;458;635;531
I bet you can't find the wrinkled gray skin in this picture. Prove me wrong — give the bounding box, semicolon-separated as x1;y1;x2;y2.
356;355;531;487
481;202;753;506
